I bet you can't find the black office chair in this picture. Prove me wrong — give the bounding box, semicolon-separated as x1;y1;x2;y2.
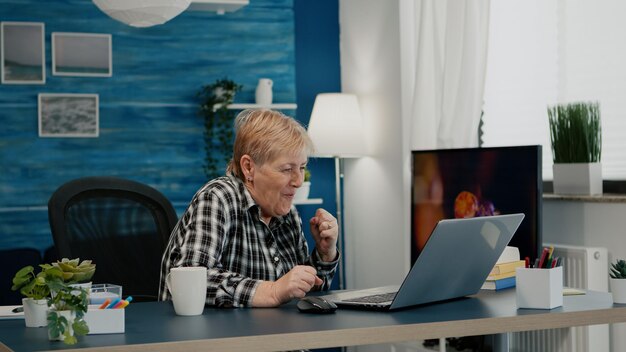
48;176;178;302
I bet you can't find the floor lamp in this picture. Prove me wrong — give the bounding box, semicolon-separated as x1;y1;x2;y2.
307;93;367;289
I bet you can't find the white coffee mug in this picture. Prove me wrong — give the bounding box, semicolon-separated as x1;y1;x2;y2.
166;266;207;316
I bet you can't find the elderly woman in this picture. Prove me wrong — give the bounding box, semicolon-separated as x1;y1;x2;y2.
159;109;339;307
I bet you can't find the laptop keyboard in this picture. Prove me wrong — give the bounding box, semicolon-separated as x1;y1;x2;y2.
343;292;396;303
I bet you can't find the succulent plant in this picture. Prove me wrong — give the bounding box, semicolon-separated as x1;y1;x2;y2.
40;258;96;284
610;259;626;279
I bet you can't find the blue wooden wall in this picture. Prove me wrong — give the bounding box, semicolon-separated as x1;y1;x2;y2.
0;0;306;253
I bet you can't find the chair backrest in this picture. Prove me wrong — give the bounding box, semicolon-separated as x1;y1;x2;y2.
48;176;178;302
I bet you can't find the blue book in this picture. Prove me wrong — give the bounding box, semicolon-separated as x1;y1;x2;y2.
481;276;516;291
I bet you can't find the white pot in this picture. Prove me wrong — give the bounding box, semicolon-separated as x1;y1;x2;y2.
48;310;75;342
22;298;48;328
553;162;602;195
294;181;310;202
610;278;626;304
255;78;273;106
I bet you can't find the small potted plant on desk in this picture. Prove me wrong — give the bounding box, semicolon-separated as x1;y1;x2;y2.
610;259;626;304
11;258;95;344
11;266;53;327
46;272;90;345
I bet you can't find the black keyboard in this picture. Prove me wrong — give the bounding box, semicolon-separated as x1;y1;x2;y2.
343;292;396;303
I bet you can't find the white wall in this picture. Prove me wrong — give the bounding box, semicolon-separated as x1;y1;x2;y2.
339;0;408;289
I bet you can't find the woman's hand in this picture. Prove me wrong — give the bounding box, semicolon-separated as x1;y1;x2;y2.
252;265;322;307
309;208;338;262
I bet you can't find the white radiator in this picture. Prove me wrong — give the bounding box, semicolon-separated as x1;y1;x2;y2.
509;244;609;352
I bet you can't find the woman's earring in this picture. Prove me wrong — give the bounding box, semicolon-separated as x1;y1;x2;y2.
247;177;252;182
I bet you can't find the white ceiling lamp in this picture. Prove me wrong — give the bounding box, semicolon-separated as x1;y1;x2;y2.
93;0;192;28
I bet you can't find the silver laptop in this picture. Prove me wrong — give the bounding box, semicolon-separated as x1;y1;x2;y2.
321;213;525;310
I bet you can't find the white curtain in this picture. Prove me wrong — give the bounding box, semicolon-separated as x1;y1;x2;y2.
409;0;491;150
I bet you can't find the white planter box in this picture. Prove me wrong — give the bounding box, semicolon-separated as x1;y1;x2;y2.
553;162;602;195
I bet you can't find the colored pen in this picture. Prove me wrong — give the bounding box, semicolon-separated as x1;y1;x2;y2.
106;298;121;309
98;299;112;310
538;247;549;268
524;257;530;268
547;246;554;265
113;296;133;309
551;257;557;268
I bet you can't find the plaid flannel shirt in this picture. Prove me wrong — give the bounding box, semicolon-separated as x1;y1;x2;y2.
158;174;338;307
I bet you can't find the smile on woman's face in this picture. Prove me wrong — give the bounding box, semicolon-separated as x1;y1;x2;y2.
248;152;307;223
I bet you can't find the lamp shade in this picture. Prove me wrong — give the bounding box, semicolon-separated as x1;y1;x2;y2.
307;93;367;157
93;0;191;28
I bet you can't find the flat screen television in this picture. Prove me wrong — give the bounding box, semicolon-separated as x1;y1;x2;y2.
411;145;542;264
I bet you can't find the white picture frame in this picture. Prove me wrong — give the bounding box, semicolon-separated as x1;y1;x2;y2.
38;93;99;138
52;32;112;77
1;22;45;84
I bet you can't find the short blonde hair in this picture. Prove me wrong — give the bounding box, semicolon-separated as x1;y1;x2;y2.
227;109;314;179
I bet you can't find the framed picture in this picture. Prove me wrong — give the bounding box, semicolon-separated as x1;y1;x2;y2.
1;22;45;84
38;93;99;138
52;32;112;77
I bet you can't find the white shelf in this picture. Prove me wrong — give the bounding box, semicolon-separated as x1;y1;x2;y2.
188;0;248;14
294;198;323;205
213;103;297;111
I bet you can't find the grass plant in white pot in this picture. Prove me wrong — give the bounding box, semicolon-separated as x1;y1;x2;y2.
610;259;626;304
548;101;602;195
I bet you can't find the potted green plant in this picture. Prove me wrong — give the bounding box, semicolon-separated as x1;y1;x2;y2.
197;77;243;180
11;258;96;330
11;265;53;327
42;258;96;285
610;259;626;304
547;101;602;195
46;281;90;345
293;168;311;202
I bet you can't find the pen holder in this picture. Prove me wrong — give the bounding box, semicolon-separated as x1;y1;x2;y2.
84;305;125;334
516;266;563;309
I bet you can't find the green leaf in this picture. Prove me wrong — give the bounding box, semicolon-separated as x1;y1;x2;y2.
73;319;89;336
15;265;34;278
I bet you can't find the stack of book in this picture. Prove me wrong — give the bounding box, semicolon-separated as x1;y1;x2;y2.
481;246;525;291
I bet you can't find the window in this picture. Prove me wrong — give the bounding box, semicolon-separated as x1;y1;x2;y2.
482;0;626;180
